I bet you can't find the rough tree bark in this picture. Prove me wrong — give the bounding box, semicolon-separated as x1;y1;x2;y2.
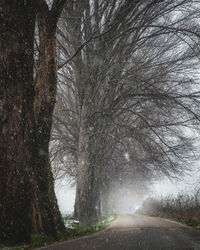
0;1;42;244
101;184;111;217
75;88;102;225
59;2;103;224
33;5;65;237
0;0;66;245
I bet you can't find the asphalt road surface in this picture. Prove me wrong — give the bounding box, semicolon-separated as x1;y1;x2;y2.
37;214;200;250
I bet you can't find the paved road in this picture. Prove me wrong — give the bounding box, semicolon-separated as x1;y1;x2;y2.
37;214;200;250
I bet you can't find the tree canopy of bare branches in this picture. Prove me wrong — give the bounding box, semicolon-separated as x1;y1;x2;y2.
51;0;200;225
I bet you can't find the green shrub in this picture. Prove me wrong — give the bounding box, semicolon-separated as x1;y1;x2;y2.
66;214;114;239
31;234;54;247
0;244;30;250
73;222;87;235
57;231;68;241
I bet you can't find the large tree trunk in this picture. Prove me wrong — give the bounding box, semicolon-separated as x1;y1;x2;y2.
75;97;102;225
33;11;65;235
73;183;80;218
101;186;111;217
0;1;65;245
0;1;41;245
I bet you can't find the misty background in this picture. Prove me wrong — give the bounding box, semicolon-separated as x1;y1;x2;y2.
55;167;200;215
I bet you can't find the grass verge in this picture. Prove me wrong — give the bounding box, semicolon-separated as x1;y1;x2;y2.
0;215;115;249
138;195;200;230
139;211;200;229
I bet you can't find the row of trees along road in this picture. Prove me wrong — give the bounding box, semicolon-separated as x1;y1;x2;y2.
52;0;200;225
1;0;200;246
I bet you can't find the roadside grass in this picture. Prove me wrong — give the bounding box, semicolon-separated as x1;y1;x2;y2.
0;215;115;249
138;193;200;230
63;214;115;240
0;244;30;250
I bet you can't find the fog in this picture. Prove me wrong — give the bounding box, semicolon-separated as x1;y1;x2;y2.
55;169;200;216
55;179;75;215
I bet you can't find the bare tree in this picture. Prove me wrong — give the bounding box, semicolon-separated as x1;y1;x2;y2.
52;0;200;225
